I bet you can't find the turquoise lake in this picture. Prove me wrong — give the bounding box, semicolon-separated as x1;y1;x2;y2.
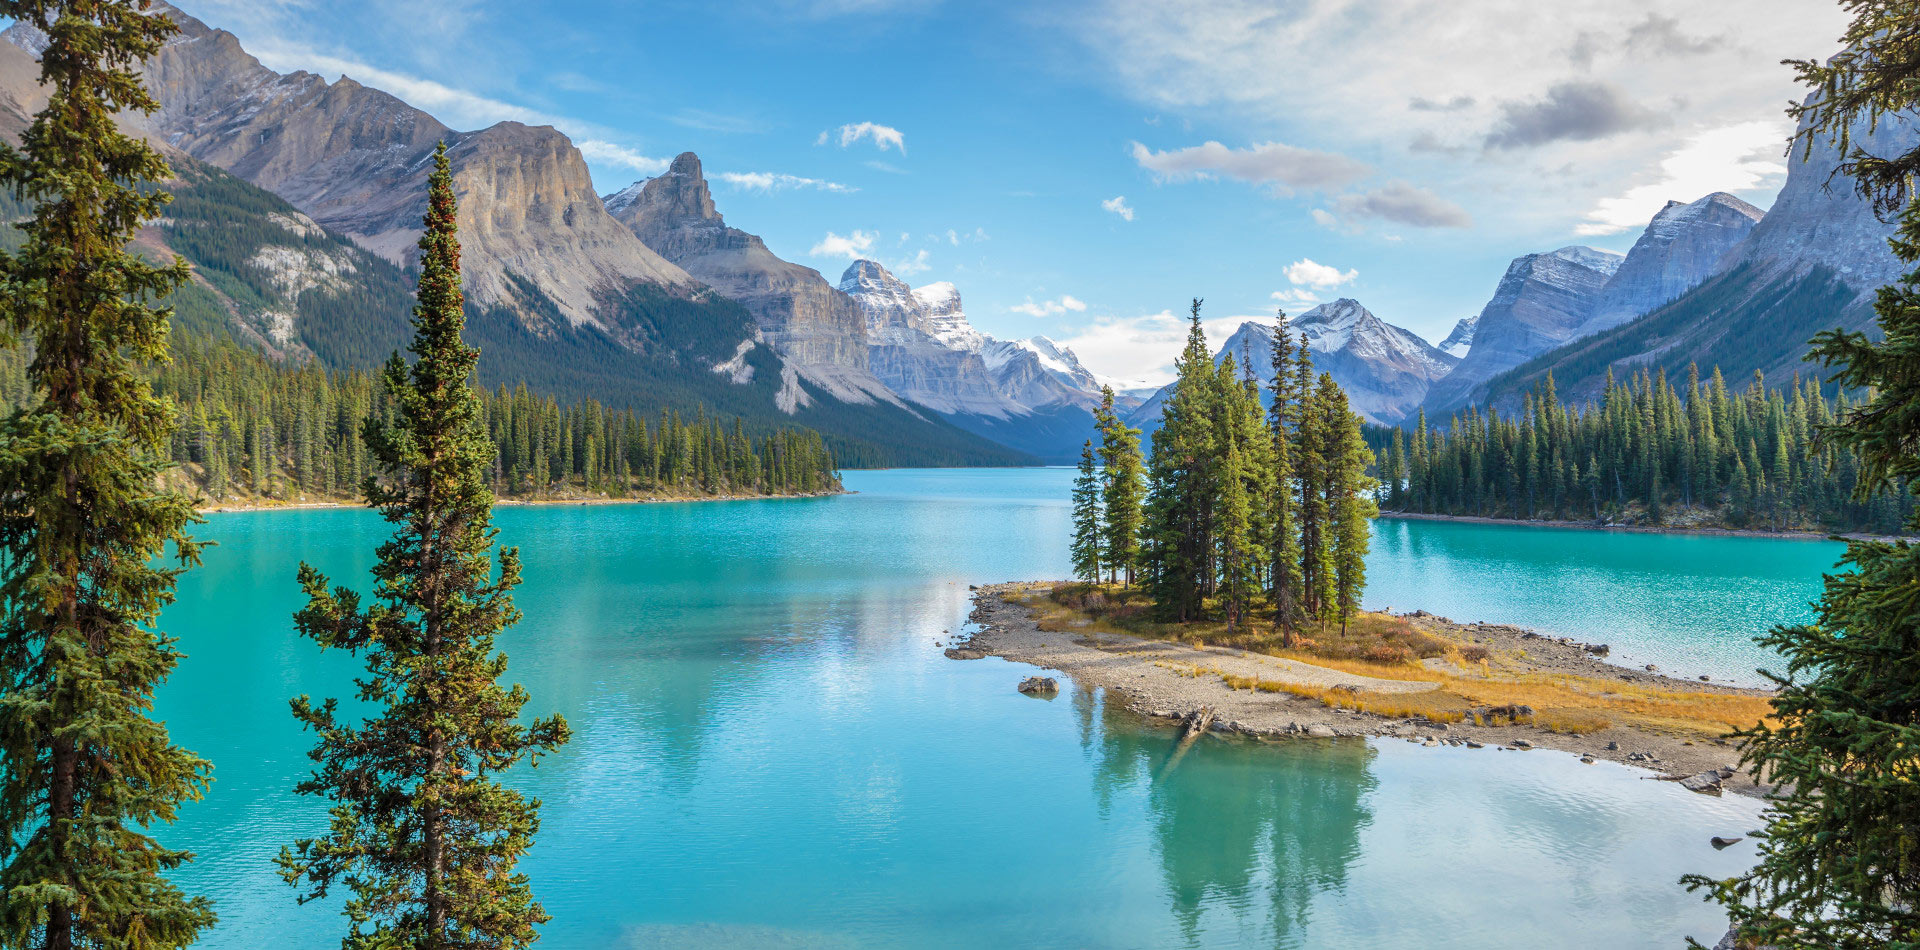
157;467;1834;948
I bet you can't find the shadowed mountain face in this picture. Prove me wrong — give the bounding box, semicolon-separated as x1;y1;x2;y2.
1420;246;1622;416
604;153;899;407
1463;98;1919;416
19;3;699;333
1574;193;1763;340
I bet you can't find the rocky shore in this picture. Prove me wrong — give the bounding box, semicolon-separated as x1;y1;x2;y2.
951;582;1774;797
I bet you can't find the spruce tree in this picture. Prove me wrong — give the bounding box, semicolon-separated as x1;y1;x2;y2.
1293;347;1331;623
1143;301;1219;621
1094;386;1144;586
1685;7;1920;945
1267;324;1303;638
1071;440;1104;583
278;144;571;950
1324;382;1376;633
0;2;216;947
1215;416;1257;635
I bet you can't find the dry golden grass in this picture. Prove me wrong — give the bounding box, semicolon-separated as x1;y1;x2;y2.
1033;583;1772;738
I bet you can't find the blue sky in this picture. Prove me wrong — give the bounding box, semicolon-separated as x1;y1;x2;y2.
180;0;1849;387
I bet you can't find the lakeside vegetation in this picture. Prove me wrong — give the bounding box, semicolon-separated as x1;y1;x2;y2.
0;339;844;507
1378;368;1914;535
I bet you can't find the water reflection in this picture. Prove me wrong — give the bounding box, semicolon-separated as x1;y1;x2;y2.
1082;689;1376;948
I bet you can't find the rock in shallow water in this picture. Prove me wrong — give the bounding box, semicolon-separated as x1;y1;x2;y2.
1017;676;1058;696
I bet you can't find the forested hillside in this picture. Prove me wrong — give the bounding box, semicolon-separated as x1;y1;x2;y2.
1377;367;1912;535
1469;264;1870;414
0;340;840;506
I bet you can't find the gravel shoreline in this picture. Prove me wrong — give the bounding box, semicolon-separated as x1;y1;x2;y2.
953;582;1773;798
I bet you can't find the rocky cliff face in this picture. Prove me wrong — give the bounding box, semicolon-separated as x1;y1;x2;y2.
608;152;895;404
1466;100;1916;415
1575;192;1763;339
2;4;696;333
1727;97;1918;289
1422;246;1623;414
839;259;1100;418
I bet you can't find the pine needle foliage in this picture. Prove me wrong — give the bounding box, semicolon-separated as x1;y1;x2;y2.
0;2;215;947
1685;5;1920;946
277;145;571;950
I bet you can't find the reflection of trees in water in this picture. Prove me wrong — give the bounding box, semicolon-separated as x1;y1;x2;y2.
1078;690;1376;948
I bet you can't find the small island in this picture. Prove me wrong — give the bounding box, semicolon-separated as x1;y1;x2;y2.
956;581;1773;795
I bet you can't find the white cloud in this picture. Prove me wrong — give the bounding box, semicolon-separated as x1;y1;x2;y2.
1102;195;1135;221
1271;288;1322;307
715;171;857;193
809;230;879;259
1576;120;1788;235
823;122;907;154
576;141;669;176
1079;1;1844;234
894;249;932;275
1055;311;1260;388
1130;140;1368;191
1011;295;1090;317
1284;258;1358;290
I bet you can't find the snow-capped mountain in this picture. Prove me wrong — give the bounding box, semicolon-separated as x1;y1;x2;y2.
840;260;1107;460
1575;192;1764;339
1128;299;1455;431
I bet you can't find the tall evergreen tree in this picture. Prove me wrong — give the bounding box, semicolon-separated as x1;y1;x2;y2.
1267;323;1303;639
1143;300;1219;621
1094;386;1145;586
1293;345;1332;622
1324;381;1376;632
278;144;571;950
1684;7;1920;946
1071;440;1104;583
0;3;216;947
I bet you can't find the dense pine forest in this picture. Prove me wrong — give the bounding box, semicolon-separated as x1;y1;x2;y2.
1073;304;1376;637
1375;366;1914;535
0;339;842;506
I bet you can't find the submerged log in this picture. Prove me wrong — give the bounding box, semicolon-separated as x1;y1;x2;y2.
1181;706;1216;740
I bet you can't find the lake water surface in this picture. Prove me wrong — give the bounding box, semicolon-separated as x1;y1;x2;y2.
159;468;1828;948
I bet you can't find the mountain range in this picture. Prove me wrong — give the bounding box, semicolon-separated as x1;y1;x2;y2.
0;2;1911;460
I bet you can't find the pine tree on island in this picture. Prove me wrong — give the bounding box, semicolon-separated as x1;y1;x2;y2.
1094;386;1145;587
0;2;216;946
278;144;571;950
1073;300;1375;641
1071;440;1104;583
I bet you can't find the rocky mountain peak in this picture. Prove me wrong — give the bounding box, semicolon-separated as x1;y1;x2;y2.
1576;191;1764;339
611;150;720;229
1724;92;1917;289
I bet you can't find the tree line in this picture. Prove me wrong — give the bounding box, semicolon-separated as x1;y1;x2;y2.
1073;302;1377;638
1376;365;1913;535
0;337;843;504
